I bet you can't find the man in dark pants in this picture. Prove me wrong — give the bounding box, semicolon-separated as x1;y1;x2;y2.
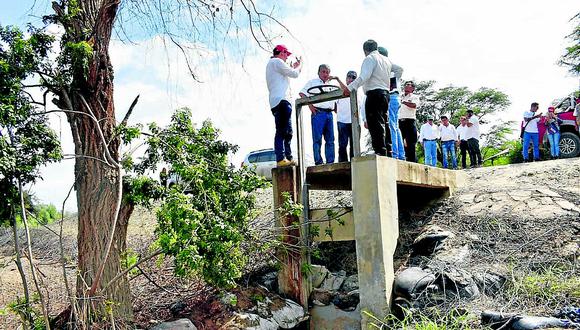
265;45;302;166
342;39;392;156
399;81;420;162
466;109;482;167
456;116;470;169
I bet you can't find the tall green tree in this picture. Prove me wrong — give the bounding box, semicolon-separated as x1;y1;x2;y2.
0;25;62;328
559;12;580;75
9;0;283;324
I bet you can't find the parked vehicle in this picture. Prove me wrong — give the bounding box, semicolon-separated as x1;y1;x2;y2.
537;95;580;158
241;148;276;180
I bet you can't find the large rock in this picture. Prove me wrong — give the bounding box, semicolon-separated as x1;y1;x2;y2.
393;267;436;300
149;319;197;330
309;303;361;330
226;312;278;330
310;288;333;306
340;275;359;292
332;290;359;311
270;298;308;329
320;270;346;291
437;266;480;300
412;225;455;256
311;265;329;288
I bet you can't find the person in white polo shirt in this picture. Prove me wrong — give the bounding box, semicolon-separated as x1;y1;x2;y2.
334;70;363;162
522;102;542;162
299;64;338;165
266;44;302;167
455;116;470;169
438;115;458;169
466;109;482;167
399;81;420;162
419;116;439;167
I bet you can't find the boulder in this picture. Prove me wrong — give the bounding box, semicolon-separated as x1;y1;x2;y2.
270;298;308;329
340;275;359;292
393;267;436;299
321;270;346;291
332;290;359;311
149;319;197;330
311;265;329;288
412;225;455;256
310;288;333;306
227;312;278;330
437;267;480;300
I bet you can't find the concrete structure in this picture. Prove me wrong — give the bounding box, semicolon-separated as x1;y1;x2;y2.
272;90;466;329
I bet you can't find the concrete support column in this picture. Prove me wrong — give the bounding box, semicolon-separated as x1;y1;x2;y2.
351;155;399;328
272;166;310;308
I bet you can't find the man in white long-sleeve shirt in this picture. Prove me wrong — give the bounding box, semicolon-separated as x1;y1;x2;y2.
342;39;392;156
419;117;439;167
266;45;302;167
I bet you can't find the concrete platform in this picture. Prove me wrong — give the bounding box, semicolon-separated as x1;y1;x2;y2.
306;156;466;192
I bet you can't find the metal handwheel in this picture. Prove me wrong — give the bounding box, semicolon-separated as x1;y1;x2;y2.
307;84;340;95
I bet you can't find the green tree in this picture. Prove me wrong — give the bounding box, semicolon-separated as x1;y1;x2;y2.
10;0;283;324
559;12;580;75
0;25;62;328
127;108;268;288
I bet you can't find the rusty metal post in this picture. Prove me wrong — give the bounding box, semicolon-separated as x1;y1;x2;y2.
272;166;310;308
350;90;361;157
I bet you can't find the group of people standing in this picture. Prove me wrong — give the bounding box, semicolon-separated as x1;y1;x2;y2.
522;102;563;161
265;40;483;169
418;111;482;169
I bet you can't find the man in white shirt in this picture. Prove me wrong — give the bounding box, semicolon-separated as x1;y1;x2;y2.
399;81;420;162
466;109;482;167
439;115;458;169
378;46;405;160
419;116;439;167
455;116;470;169
299;64;337;165
342;39;392;157
266;44;302;167
334;70;363;162
522;102;542;161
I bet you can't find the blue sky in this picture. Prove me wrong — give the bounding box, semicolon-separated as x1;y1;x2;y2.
2;0;579;209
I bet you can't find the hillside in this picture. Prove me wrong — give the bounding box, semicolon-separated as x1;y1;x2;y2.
0;158;579;329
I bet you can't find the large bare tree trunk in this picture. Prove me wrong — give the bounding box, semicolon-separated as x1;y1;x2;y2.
56;0;135;321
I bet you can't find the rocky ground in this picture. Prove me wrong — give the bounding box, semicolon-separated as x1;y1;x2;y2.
0;158;579;329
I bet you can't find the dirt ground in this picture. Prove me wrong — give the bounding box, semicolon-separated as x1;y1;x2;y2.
1;158;579;328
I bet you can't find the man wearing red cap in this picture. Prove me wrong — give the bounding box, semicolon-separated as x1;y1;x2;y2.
266;45;302;167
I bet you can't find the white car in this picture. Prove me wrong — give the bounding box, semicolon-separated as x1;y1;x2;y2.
241;148;277;180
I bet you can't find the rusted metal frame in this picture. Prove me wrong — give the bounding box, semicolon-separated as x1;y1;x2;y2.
349;89;361;157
